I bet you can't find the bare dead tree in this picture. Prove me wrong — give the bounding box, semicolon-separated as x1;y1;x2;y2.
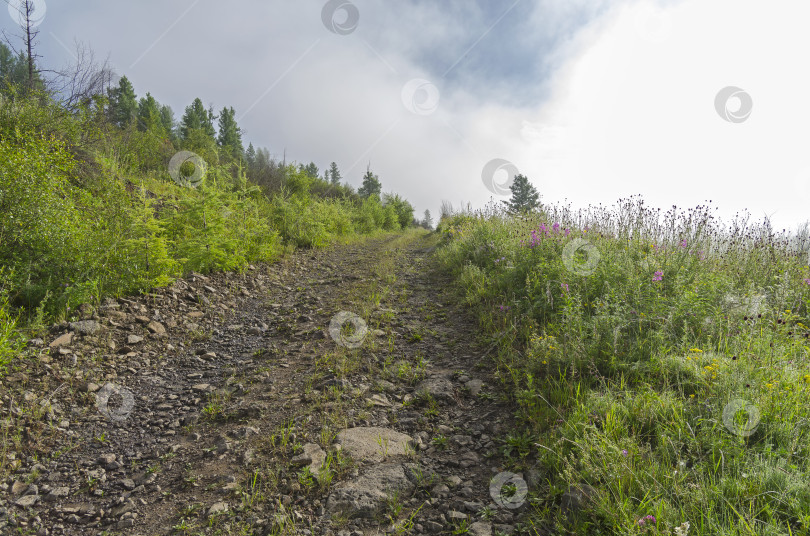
49;40;117;111
2;0;43;91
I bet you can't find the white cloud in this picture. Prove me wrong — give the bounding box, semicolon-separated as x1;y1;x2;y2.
7;0;810;231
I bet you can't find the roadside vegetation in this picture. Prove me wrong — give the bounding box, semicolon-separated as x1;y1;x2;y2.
436;196;810;535
0;37;422;374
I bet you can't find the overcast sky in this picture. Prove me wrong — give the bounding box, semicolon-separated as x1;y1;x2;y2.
4;0;810;232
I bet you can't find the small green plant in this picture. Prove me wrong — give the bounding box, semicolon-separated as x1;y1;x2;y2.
432;435;448;450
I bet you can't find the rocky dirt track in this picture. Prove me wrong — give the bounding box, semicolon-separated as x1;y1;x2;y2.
1;231;540;536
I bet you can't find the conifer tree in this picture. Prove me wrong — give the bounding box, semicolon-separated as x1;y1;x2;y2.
136;92;163;133
108;75;137;128
124;184;179;289
502;174;540;214
216;106;243;159
358;166;382;199
329;162;341;186
180;98;215;140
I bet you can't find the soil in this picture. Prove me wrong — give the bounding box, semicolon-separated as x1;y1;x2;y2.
0;232;538;535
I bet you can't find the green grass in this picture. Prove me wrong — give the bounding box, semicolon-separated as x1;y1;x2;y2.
0;89;419;371
436;197;810;535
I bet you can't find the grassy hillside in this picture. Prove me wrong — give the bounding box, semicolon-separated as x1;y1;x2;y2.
0;88;416;372
436;198;810;535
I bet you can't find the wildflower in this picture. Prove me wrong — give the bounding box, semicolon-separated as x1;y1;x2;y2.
561;283;569;293
564;228;570;236
689;348;703;353
803;278;810;286
621;449;628;457
638;515;657;526
681;239;687;248
653;270;663;282
552;222;560;233
674;521;690;536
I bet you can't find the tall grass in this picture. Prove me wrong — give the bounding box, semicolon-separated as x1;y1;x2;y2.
437;196;810;535
0;91;413;330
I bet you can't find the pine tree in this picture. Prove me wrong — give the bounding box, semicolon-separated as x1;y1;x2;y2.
136;92;163;133
329;162;341;186
0;43;38;93
502;174;540;214
108;75;137;128
124;184;179;289
358;166;382;199
302;162;319;179
159;105;175;138
245;143;256;168
180;98;215;141
422;209;433;229
216;106;243;159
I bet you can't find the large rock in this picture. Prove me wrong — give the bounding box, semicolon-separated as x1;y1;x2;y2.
335;427;414;464
147;321;166;335
415;376;456;403
470;521;493;536
326;463;415;518
49;332;74;348
69;320;100;335
291;443;327;481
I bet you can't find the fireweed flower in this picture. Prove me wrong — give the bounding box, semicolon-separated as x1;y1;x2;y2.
638;515;657;526
561;283;569;292
653;270;664;281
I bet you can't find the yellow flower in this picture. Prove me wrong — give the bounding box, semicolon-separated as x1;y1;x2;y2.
689;394;695;398
766;383;774;389
542;360;547;365
690;348;704;353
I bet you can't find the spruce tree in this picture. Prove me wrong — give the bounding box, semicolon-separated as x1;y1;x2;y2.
216;106;244;159
180;98;215;141
358;167;382;199
245;143;256;168
502;174;540;214
329;162;341;186
159;105;175;138
422;209;433;229
136;92;163;133
303;162;319;179
108;75;137;128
